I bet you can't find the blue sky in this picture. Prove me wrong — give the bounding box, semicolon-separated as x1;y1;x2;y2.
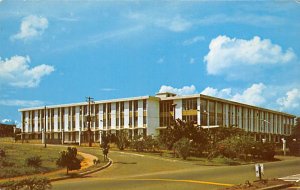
0;0;300;125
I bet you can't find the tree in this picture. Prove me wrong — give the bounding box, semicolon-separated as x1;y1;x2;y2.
291;117;300;140
116;130;130;150
56;147;81;174
174;138;191;160
159;119;209;151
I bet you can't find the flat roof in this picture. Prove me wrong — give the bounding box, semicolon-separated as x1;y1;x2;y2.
18;95;159;111
18;93;296;118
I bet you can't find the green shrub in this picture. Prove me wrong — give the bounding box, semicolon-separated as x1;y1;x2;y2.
0;177;51;190
288;141;300;156
174;138;191;160
56;147;81;174
261;143;276;160
26;156;42;167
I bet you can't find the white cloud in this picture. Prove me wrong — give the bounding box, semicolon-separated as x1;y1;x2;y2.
0;99;44;107
277;88;300;111
201;87;232;99
231;83;266;106
1;119;18;125
159;85;196;95
0;55;54;87
157;16;192;32
11;15;48;40
128;12;191;32
201;83;266;106
204;35;296;77
183;36;205;45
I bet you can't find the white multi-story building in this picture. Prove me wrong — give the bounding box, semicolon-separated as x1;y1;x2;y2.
19;92;296;144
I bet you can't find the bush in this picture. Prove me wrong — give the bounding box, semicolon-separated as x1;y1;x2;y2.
288;141;300;156
130;138;146;152
0;149;5;157
174;138;191;160
56;147;81;174
116;131;130;150
261;143;276;160
0;177;51;190
26;156;42;167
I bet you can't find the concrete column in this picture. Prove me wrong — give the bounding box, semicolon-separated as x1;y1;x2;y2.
61;129;64;144
79;128;81;146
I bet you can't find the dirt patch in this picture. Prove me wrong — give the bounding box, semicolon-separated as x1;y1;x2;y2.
220;179;291;190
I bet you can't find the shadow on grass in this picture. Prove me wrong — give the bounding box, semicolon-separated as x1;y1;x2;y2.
114;161;137;165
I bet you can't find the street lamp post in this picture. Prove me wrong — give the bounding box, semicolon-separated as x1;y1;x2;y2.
86;96;94;147
260;119;270;142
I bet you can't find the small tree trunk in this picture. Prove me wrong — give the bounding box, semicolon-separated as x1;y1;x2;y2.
67;167;69;175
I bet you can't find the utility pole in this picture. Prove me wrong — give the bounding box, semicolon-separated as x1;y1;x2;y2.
44;106;47;148
86;97;94;147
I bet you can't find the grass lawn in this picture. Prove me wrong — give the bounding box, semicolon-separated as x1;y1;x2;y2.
0;142;67;178
0;138;110;179
112;148;275;166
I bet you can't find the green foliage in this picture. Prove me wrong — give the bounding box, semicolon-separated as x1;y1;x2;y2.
143;136;160;152
130;135;160;152
159;119;209;151
56;147;81;174
291;117;300;140
130;136;146;152
100;134;111;149
216;136;275;160
288;141;300;156
216;136;254;159
174;138;191;160
0;177;51;190
116;130;130;150
260;142;276;160
26;156;42;167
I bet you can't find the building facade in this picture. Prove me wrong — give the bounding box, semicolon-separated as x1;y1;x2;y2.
19;92;296;144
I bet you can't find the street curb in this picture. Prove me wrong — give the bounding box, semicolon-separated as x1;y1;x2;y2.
258;183;294;190
50;158;112;182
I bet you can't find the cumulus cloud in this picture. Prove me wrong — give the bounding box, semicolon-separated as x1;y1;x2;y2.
231;83;266;106
11;15;48;40
1;119;19;125
0;99;44;107
159;85;196;95
0;55;54;87
277;88;300;111
201;87;232;99
201;83;266;106
183;36;205;45
204;35;296;77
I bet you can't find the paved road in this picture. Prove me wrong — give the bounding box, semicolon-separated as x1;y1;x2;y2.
52;152;300;190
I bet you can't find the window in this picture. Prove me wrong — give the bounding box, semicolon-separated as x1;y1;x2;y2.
209;101;215;125
143;99;147;111
200;99;207;126
217;102;223;125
